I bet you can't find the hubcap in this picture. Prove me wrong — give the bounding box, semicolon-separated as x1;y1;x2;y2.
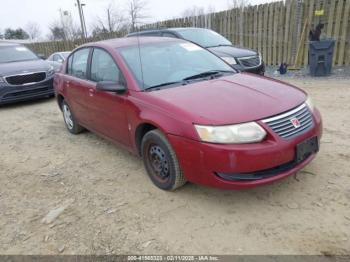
148;145;169;180
63;104;74;129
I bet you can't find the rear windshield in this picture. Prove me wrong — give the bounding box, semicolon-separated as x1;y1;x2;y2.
176;29;232;48
0;45;39;63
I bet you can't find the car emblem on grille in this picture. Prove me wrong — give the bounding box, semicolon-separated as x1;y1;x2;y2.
290;118;301;128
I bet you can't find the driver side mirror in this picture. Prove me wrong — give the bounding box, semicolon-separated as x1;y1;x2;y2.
96;81;126;94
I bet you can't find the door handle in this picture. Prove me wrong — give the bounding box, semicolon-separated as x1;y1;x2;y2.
88;88;95;97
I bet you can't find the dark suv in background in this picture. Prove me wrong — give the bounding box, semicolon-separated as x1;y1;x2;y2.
0;42;57;105
127;27;265;75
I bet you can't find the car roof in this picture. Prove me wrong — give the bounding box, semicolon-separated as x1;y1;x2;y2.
167;27;205;31
127;27;209;36
82;36;185;49
53;51;70;55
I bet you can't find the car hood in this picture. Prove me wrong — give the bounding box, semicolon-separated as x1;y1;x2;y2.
0;59;52;77
143;73;306;125
208;45;258;58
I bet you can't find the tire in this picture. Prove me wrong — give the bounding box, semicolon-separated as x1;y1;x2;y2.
61;100;84;134
141;129;187;191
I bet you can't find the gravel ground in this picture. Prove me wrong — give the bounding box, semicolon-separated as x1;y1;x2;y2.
0;76;349;255
265;65;350;80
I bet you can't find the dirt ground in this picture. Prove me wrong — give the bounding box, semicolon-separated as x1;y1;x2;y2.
0;77;349;255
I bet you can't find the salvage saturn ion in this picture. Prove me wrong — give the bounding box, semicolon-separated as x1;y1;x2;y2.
54;37;322;191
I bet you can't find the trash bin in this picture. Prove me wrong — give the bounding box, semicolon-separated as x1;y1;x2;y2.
309;39;335;76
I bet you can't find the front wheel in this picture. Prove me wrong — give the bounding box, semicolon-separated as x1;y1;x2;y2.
61;100;84;134
141;130;187;191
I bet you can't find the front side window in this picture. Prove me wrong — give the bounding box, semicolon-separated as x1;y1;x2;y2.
70;48;90;79
118;41;234;89
53;54;62;62
0;45;39;63
90;48;122;83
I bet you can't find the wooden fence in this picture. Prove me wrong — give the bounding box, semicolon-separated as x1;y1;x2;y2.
26;0;350;67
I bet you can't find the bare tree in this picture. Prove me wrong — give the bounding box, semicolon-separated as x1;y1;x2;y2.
48;21;66;41
181;6;205;17
227;0;250;9
127;0;148;32
94;2;127;33
48;11;82;41
207;5;216;14
180;5;216;18
25;22;42;40
60;10;82;40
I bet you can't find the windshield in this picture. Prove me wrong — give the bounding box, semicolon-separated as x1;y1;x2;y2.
0;45;39;63
176;29;232;48
61;52;70;59
118;41;234;90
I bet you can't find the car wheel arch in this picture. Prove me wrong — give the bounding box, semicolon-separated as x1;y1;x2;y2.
57;94;65;111
135;122;169;156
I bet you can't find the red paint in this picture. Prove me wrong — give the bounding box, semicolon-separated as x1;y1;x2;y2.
54;37;322;189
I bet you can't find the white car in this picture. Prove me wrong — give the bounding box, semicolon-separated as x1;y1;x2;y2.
47;51;70;64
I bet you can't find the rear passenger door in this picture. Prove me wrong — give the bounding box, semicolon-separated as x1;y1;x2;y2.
64;47;95;126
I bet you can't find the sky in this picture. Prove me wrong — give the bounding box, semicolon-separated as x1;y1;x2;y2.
0;0;278;39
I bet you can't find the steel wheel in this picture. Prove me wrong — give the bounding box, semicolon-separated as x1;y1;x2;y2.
63;103;74;130
61;100;84;134
141;129;187;190
147;144;170;183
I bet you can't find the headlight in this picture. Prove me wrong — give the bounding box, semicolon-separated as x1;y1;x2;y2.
194;122;266;144
221;56;237;65
47;66;55;77
305;97;314;111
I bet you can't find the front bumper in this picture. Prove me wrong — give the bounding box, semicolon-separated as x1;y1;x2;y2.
0;77;54;105
232;62;265;75
168;109;322;190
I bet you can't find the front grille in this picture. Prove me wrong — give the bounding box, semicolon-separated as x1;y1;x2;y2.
238;55;261;68
5;72;46;85
262;104;313;139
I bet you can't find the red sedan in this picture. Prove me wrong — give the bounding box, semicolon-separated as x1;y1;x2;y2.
54;37;322;191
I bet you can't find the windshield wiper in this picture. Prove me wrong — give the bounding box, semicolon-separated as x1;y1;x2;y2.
206;44;232;48
143;81;187;92
183;70;233;81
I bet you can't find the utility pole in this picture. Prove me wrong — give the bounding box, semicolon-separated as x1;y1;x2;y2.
81;3;88;38
76;0;86;39
107;8;112;32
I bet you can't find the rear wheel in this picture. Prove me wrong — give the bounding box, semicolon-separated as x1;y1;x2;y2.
61;100;84;134
141;130;187;191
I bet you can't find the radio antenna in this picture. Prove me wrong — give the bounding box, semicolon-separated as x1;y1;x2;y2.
136;23;145;90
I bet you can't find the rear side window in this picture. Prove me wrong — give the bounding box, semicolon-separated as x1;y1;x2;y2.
68;48;90;79
90;48;123;83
